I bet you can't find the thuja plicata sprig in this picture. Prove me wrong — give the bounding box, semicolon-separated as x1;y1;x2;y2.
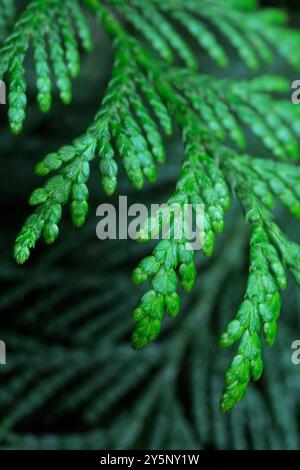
1;0;300;412
218;155;300;411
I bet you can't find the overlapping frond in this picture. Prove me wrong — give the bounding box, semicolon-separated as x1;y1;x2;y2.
2;0;300;133
131;119;300;411
0;0;92;133
13;31;300;266
217;154;300;410
124;0;300;70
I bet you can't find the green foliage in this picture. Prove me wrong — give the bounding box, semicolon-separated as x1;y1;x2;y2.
218;154;300;410
1;0;300;414
0;0;92;133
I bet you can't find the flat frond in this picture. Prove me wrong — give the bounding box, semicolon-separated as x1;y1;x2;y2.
0;0;92;133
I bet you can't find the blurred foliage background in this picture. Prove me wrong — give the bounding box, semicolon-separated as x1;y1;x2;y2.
0;0;300;450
